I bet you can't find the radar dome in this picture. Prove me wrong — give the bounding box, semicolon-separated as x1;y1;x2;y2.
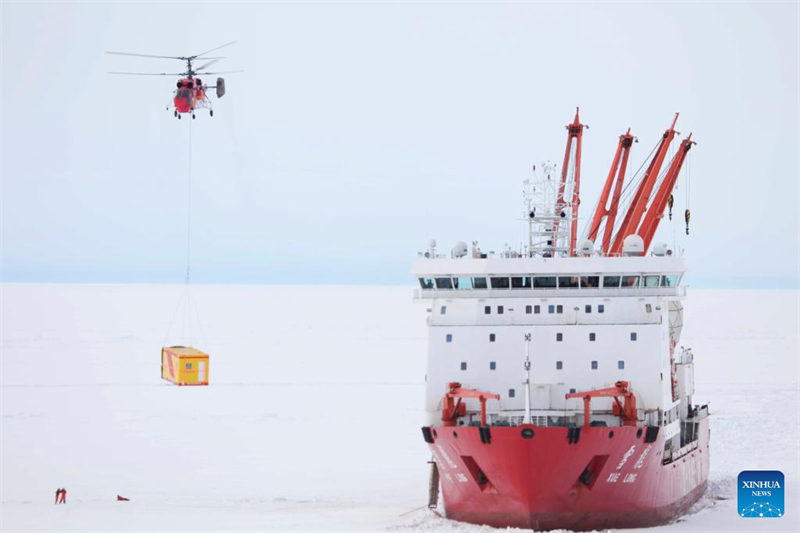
652;242;674;257
452;241;468;258
578;239;595;256
622;235;645;256
429;238;437;249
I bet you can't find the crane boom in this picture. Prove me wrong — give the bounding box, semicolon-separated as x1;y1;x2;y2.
553;108;585;256
638;134;695;252
609;114;679;254
586;129;634;254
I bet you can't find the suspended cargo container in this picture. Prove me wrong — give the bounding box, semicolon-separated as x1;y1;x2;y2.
161;346;209;386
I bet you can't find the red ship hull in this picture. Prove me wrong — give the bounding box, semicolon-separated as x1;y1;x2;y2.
426;418;709;531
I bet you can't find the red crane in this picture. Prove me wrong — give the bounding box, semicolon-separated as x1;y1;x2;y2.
565;381;638;427
441;382;500;428
586;129;635;254
609;114;680;255
553;108;586;256
638;134;696;252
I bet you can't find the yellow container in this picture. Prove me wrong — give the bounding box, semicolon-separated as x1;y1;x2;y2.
161;346;209;386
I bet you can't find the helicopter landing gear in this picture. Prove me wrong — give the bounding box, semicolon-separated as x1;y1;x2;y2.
192;113;196;120
210;110;214;117
178;113;182;120
174;110;178;118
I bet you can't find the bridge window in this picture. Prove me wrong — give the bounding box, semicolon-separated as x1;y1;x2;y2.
508;389;516;398
534;276;557;289
490;277;510;289
446;334;453;343
569;388;576;394
435;277;453;289
558;276;579;288
460;362;467;370
454;277;472;290
484;306;491;315
661;274;679;287
497;306;504;315
440;306;447;315
526;305;532;314
591;361;598;370
585;304;592;313
556;361;563;370
621;275;640;288
645;303;652;313
603;276;621;288
490;361;496;370
418;277;434;290
618;361;625;369
512;276;532;289
548;305;555;314
643;275;660;288
534;305;541;314
589;332;596;341
489;333;496;342
581;276;600;288
472;277;488;289
630;332;637;341
557;305;563;314
598;304;605;313
556;333;563;342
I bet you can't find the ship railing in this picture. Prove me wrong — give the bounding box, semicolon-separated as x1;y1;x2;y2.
414;286;686;300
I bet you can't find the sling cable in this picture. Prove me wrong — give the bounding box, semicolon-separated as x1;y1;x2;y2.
161;119;210;386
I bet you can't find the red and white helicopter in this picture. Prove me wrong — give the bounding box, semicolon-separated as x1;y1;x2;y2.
107;42;241;119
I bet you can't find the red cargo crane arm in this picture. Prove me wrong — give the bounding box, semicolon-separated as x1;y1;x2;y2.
553;108;586;256
638;134;695;252
441;382;501;428
586;129;635;254
565;380;638;427
609;114;680;255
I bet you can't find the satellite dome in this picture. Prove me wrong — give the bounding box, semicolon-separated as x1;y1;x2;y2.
429;238;437;249
452;241;468;258
577;239;595;256
622;235;645;256
652;242;673;257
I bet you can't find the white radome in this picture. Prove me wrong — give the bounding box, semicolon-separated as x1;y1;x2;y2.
452;241;468;258
622;234;645;256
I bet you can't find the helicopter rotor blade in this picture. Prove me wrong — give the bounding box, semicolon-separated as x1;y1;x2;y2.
106;51;183;60
194;70;243;75
192;41;236;59
195;59;220;71
108;71;186;76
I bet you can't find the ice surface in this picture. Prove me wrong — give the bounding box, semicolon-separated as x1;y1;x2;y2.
1;284;798;531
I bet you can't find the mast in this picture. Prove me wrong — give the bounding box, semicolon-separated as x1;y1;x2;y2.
586;129;635;254
609;114;679;255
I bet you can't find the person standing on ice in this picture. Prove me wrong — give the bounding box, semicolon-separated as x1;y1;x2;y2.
54;488;61;504
59;488;67;504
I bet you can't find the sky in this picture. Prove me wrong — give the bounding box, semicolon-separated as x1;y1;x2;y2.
1;2;798;287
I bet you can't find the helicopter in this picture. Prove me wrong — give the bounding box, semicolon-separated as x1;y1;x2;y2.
107;42;241;119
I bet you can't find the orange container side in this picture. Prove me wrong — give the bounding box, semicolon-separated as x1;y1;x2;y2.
161;346;209;386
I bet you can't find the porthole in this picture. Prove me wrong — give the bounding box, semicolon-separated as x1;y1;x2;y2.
521;428;535;439
609;431;615;439
453;431;458;439
636;428;643;439
432;429;438;438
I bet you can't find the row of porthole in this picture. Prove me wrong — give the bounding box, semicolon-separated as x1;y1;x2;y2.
446;332;638;343
432;426;646;440
461;360;627;373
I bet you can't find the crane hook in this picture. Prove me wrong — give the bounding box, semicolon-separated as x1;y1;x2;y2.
684;208;691;235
